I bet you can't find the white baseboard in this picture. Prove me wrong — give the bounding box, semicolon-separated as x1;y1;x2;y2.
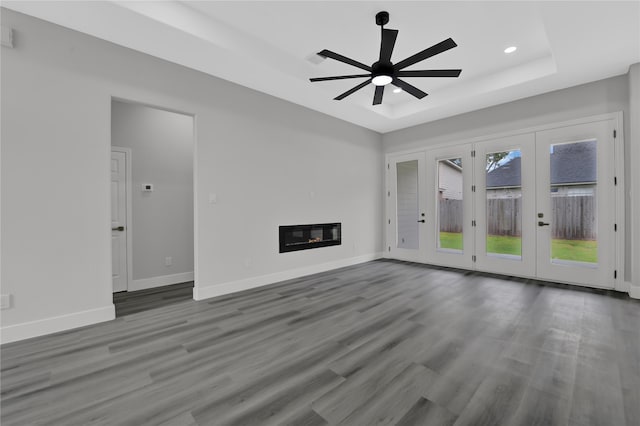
630;284;640;299
129;271;194;292
194;253;383;301
1;304;115;345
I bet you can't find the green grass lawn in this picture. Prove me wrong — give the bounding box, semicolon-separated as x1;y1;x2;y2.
551;238;597;263
439;232;464;250
438;232;597;263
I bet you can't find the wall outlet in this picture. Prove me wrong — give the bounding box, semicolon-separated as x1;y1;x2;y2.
1;294;12;310
165;256;172;266
142;183;154;192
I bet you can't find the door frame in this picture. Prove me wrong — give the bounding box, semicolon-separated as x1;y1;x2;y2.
384;111;626;293
111;146;133;292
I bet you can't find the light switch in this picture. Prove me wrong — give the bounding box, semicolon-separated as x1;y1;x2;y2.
1;294;11;309
142;183;153;192
1;26;14;48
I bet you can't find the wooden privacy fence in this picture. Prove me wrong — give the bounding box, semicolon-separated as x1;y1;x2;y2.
551;195;596;240
438;199;464;233
486;198;521;237
438;195;595;240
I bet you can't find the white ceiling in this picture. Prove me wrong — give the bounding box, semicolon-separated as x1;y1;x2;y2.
4;1;640;133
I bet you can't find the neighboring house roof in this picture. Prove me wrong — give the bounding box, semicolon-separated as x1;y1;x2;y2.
487;157;522;188
487;141;597;188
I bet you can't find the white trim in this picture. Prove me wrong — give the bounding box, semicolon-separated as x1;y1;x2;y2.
129;271;194;292
111;146;133;292
194;253;382;301
629;284;640;299
385;112;623;158
1;305;115;344
192;114;199;299
613;112;626;292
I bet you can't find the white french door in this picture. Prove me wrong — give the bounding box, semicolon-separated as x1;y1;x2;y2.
425;146;474;269
386;117;617;290
534;120;615;288
474;133;537;277
387;153;427;262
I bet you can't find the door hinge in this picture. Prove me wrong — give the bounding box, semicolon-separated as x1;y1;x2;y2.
613;130;617;138
614;270;617;279
387;163;390;170
472;255;477;262
472;220;476;227
388;246;391;252
471;150;476;158
388;219;391;225
387;191;390;197
614;223;617;232
614;176;617;186
472;185;476;192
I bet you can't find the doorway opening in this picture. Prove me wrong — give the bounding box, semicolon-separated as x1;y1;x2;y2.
110;99;195;316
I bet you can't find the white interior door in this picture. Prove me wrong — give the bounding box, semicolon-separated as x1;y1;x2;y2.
474;133;537;277
425;145;474;269
534;120;615;288
387;153;427;262
111;150;128;292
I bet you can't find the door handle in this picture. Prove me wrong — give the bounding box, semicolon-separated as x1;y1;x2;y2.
417;220;425;223
538;221;550;227
112;226;125;231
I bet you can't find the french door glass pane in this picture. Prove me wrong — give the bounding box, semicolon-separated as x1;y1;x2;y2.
437;158;463;252
549;140;597;264
486;150;522;258
396;160;419;249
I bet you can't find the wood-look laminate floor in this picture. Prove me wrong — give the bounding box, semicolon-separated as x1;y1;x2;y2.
113;282;195;317
2;259;639;425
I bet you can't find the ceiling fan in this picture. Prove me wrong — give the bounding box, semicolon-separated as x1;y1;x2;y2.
309;11;462;105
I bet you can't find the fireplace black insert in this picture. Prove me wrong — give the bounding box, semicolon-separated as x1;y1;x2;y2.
279;223;341;253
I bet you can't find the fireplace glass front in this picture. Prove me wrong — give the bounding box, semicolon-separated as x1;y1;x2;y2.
279;223;341;253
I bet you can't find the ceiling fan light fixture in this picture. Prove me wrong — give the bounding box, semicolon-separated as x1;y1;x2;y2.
309;11;461;105
393;87;403;93
504;46;517;54
372;75;393;86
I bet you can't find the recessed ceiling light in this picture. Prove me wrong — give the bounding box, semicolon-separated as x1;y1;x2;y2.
504;46;517;54
393;87;403;93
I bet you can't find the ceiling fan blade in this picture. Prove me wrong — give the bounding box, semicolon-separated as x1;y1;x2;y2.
392;78;428;99
318;49;372;72
373;85;385;105
397;69;462;78
394;38;458;70
334;79;372;100
379;29;398;63
310;74;371;82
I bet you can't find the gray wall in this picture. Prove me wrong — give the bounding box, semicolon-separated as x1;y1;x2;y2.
111;101;194;283
0;9;383;342
384;75;633;281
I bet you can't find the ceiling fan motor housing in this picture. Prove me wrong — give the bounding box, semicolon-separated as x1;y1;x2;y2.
372;61;395;80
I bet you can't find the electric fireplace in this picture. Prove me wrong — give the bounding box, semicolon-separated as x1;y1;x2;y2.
279;223;341;253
